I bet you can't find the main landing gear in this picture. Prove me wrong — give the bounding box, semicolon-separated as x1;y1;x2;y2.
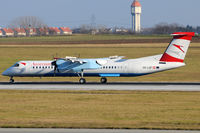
78;70;86;84
79;78;86;84
100;77;107;84
78;71;107;84
9;76;14;83
79;77;107;84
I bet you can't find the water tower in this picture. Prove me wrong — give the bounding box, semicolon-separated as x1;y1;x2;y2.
131;0;142;33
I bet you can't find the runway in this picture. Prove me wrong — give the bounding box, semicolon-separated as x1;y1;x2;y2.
0;82;200;91
0;129;199;133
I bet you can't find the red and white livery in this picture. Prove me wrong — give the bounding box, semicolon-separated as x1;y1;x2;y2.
160;32;195;62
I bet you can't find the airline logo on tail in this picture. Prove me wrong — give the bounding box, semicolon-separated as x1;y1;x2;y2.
160;32;195;63
173;44;184;53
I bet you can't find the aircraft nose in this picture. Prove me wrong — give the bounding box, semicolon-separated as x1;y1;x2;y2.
2;69;11;76
2;70;8;76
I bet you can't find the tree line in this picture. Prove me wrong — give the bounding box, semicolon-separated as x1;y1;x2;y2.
5;16;200;35
144;23;200;35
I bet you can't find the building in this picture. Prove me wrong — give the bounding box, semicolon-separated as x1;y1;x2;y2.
131;0;142;33
2;28;14;37
49;27;61;35
13;28;26;36
27;28;37;36
38;28;49;36
59;27;72;35
0;29;3;37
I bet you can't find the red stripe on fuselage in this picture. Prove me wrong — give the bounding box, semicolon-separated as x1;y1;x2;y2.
160;53;184;63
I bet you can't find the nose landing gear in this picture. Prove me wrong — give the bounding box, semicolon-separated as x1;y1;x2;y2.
9;76;14;83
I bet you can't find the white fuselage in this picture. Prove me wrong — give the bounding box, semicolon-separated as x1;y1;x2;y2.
2;54;185;78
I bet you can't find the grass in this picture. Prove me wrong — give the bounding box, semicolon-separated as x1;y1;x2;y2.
0;38;200;130
0;34;170;44
0;90;200;130
0;43;200;82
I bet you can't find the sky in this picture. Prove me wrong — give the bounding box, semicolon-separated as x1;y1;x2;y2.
0;0;200;29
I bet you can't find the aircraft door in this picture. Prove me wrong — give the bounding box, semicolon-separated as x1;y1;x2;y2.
18;62;28;74
123;63;129;73
127;62;133;73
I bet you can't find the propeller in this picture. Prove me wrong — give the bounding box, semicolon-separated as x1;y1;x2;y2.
51;53;60;76
51;60;59;76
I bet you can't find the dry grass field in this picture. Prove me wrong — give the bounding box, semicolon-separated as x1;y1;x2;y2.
0;35;200;130
0;90;200;130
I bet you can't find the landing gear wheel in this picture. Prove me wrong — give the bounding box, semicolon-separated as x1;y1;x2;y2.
101;77;107;84
79;78;86;84
9;77;14;83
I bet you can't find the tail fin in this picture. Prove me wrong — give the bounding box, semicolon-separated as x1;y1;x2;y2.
160;32;195;62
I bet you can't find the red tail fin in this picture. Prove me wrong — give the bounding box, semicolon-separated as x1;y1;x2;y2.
160;32;195;62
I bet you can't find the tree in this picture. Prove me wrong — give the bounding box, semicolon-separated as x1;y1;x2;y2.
9;16;48;28
196;26;200;34
79;24;91;34
150;23;186;34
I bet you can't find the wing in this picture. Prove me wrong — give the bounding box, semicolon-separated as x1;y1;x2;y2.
64;56;87;64
109;56;125;60
52;56;124;73
53;57;102;72
55;57;87;72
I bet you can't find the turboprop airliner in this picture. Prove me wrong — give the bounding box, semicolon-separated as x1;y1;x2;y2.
2;32;196;84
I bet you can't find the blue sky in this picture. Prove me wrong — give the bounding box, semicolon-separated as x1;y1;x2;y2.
0;0;199;28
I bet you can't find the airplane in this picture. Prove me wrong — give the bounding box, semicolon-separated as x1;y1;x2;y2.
2;32;196;84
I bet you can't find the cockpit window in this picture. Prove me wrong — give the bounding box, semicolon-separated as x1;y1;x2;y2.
13;63;20;67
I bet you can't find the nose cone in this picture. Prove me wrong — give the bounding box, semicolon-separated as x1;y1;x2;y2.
2;70;7;76
2;69;11;76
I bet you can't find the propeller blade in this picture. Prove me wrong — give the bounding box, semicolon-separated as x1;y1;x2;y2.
51;60;59;76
